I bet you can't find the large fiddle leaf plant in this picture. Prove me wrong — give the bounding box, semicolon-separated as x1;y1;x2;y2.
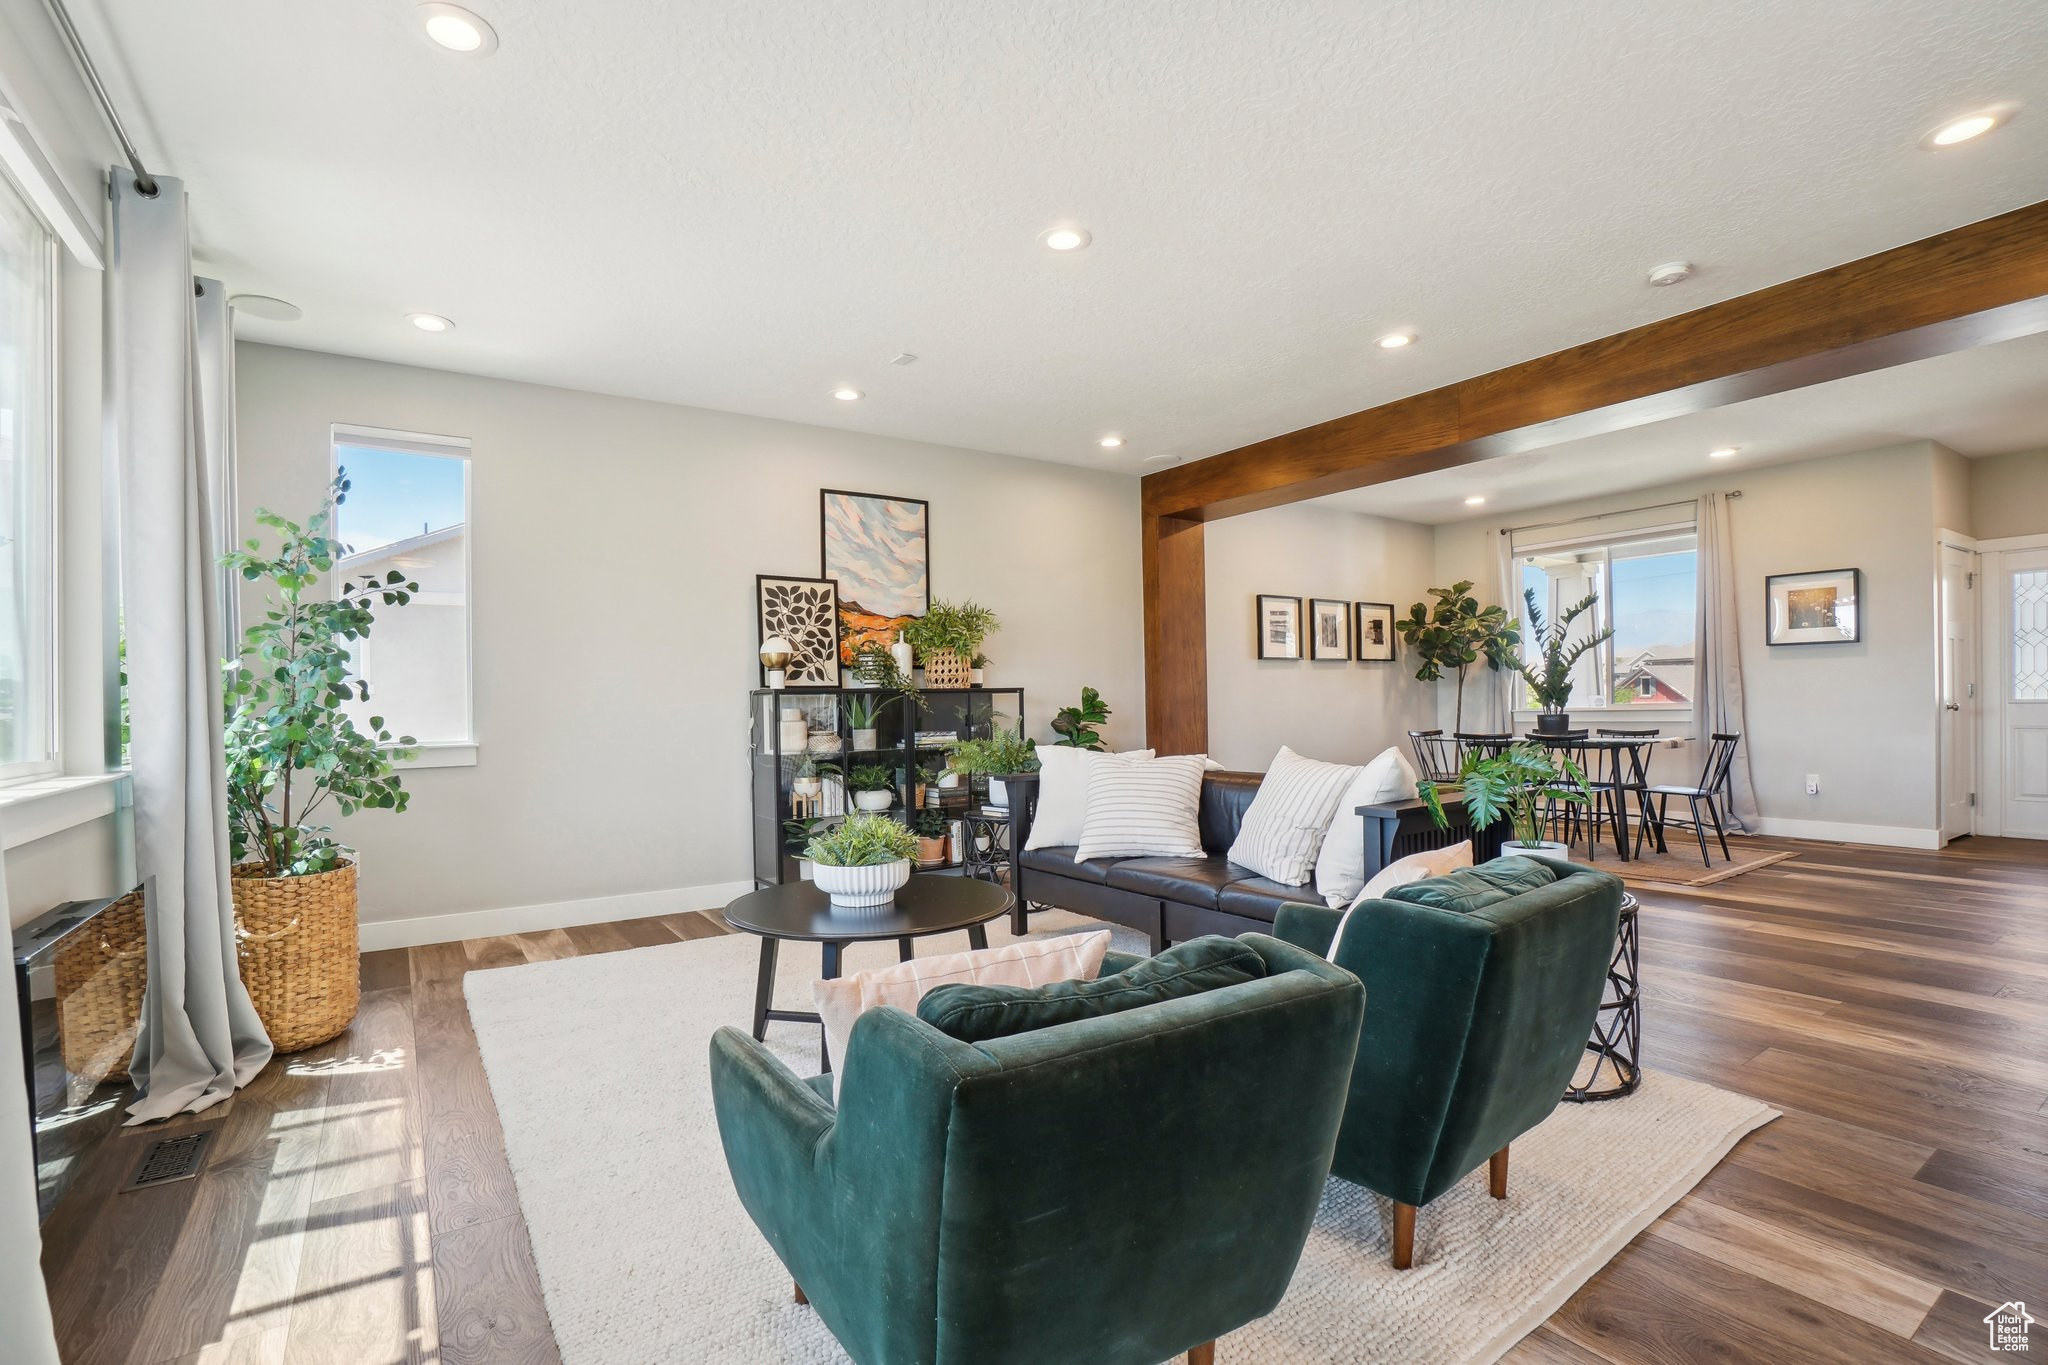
221;471;419;877
1393;581;1520;732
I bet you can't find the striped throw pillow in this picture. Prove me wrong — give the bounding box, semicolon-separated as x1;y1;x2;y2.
1226;747;1363;886
1073;754;1210;861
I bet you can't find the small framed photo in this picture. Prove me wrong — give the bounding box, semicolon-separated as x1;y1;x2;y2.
1308;598;1351;660
1354;602;1396;661
1256;594;1302;660
1765;568;1860;646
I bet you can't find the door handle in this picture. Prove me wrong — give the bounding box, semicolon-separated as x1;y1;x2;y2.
1944;702;1961;711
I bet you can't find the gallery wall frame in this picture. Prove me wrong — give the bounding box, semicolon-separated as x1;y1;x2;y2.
1309;598;1351;661
1256;594;1302;660
1355;601;1397;662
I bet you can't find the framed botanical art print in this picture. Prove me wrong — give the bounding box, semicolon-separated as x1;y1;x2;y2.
1765;568;1860;645
821;489;929;665
1256;594;1302;660
755;575;841;686
1354;601;1396;661
1309;598;1351;660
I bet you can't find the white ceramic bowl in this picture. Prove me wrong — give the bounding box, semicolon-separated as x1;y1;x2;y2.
811;858;911;909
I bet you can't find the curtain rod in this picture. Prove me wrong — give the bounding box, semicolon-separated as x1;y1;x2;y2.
44;0;158;196
1498;491;1740;537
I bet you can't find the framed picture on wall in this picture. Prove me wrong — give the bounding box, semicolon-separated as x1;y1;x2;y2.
1765;568;1860;645
1354;601;1396;661
756;575;841;686
821;489;930;666
1308;598;1351;660
1256;594;1302;660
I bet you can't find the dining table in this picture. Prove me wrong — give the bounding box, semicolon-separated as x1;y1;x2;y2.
1462;732;1688;862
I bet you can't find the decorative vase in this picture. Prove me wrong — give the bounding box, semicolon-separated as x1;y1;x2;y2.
987;777;1009;811
852;727;879;751
1534;711;1572;736
891;631;914;679
778;709;809;751
811;858;911;909
854;789;894;813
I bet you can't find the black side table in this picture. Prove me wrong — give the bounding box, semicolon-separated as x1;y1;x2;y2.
958;808;1013;887
1564;891;1640;1102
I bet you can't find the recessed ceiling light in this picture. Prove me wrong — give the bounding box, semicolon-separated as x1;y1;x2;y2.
1376;331;1415;350
1142;453;1177;464
1039;227;1092;252
1098;435;1124;449
406;312;454;332
1647;261;1694;287
418;3;498;54
1464;495;1486;506
832;387;863;401
230;294;302;322
1923;104;2016;148
1708;446;1740;459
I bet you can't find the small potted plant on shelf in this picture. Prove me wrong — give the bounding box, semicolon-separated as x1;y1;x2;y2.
1051;686;1111;750
1514;587;1614;735
846;763;897;813
912;808;951;868
902;600;998;689
786;753;839;805
969;653;989;686
784;815;830;879
805;812;918;909
844;692;883;751
1416;742;1590;858
947;729;1040;812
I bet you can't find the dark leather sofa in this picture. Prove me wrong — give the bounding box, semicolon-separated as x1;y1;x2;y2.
1006;769;1497;950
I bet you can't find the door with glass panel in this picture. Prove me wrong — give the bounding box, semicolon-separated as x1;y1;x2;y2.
1985;546;2048;839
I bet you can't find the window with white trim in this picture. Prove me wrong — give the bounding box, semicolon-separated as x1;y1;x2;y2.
0;165;57;781
1512;515;1698;719
331;427;473;749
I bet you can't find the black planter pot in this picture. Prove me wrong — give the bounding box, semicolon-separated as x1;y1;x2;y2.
1534;711;1573;735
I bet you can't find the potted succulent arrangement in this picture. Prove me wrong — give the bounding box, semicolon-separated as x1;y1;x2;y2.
947;729;1040;812
1514;588;1614;735
221;471;419;1053
846;763;898;813
912;808;951;868
902;600;998;689
805;812;918;909
1050;686;1111;750
1416;742;1590;859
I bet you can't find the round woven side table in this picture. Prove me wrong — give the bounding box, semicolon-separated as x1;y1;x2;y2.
1564;892;1640;1102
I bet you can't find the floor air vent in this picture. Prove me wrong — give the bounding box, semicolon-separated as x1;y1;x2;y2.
122;1129;215;1191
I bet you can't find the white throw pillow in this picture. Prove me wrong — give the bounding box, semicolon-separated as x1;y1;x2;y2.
1314;747;1423;905
812;930;1112;1099
1226;747;1362;887
1325;841;1473;962
1073;754;1210;861
1024;747;1156;850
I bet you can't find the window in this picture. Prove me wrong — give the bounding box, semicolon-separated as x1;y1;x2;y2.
0;167;57;780
331;426;473;753
1514;520;1697;717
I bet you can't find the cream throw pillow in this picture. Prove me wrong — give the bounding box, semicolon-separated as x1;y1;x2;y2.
811;930;1112;1099
1024;748;1156;851
1314;747;1422;906
1325;841;1473;962
1074;753;1210;861
1226;746;1362;887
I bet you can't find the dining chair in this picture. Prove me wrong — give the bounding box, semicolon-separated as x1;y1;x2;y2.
1408;729;1459;784
1452;732;1513;768
1643;733;1741;865
1583;728;1661;861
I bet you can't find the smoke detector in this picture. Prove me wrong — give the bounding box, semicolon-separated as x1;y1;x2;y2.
1646;261;1695;287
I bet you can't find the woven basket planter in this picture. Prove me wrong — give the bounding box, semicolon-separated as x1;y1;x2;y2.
922;647;971;688
232;860;361;1053
53;886;148;1085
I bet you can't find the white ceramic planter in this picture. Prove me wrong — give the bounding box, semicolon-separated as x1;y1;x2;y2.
986;777;1008;811
796;858;813;881
1500;840;1572;860
969;668;985;686
791;777;821;800
852;727;879;751
811;858;910;909
853;790;894;813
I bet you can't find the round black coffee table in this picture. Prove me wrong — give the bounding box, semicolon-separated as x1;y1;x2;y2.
724;875;1013;1072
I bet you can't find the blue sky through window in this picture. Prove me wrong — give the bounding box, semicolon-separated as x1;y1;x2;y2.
335;444;466;555
1611;550;1695;654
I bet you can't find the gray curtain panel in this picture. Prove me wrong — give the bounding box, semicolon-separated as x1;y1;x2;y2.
107;168;272;1123
1695;493;1761;832
0;828;63;1365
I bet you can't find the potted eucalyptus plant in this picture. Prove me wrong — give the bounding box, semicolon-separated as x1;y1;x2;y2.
805;812;918;909
1416;742;1590;858
221;471;418;1052
1515;587;1614;734
902;600;998;689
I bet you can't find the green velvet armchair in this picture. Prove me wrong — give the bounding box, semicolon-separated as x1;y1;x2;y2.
709;936;1365;1365
1273;857;1623;1269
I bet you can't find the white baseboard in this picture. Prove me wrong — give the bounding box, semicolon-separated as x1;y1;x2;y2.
359;879;754;952
1753;817;1943;850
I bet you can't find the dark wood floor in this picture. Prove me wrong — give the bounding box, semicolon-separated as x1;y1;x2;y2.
36;835;2048;1364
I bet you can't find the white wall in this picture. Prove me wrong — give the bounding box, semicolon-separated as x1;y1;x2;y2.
1969;447;2048;541
1433;441;1951;845
1203;503;1438;771
235;344;1145;943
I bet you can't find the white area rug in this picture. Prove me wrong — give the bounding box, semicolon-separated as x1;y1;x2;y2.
465;911;1775;1365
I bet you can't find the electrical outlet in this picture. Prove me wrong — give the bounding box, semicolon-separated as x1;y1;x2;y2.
1805;774;1820;796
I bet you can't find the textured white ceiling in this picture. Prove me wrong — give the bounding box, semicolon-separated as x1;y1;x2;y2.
72;0;2048;472
1314;329;2048;524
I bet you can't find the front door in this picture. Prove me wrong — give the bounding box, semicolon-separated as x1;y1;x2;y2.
1987;546;2048;840
1939;542;1977;843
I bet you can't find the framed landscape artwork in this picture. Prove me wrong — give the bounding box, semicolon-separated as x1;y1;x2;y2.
1256;594;1302;660
1355;601;1396;661
1309;598;1351;660
1765;568;1860;645
821;489;929;665
755;575;840;687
